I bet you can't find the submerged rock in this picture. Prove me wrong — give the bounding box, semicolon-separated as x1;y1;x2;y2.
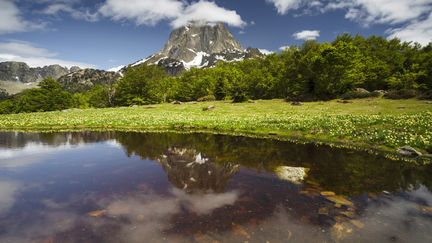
274;166;309;184
331;222;353;242
325;195;354;207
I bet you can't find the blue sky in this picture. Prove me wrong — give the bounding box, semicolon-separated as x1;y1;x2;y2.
0;0;431;70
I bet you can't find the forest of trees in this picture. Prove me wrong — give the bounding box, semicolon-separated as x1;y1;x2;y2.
0;35;431;114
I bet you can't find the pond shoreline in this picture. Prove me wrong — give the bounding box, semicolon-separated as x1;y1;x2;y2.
0;99;430;164
0;126;426;164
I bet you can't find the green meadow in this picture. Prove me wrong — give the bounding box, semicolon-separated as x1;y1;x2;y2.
0;98;431;155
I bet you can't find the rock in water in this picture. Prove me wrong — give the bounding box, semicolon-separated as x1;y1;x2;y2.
274;166;309;184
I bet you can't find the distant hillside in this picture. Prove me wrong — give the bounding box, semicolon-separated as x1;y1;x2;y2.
0;61;79;83
58;69;121;93
0;61;80;94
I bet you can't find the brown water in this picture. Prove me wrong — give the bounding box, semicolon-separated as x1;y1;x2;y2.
0;132;431;243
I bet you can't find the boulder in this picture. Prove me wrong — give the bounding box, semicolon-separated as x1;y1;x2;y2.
354;88;370;94
397;146;422;157
291;101;302;106
202;105;215;111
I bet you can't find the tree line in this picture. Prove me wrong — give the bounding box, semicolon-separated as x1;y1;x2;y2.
0;34;431;114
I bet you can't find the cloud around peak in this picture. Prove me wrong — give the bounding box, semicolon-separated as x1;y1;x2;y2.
99;0;246;29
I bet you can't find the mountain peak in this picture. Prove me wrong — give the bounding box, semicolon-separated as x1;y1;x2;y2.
126;22;263;75
159;22;242;63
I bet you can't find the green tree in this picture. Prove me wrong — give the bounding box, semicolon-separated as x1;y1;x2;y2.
115;65;167;106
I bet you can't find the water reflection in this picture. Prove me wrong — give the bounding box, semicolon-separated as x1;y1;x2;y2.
158;147;239;193
0;131;431;242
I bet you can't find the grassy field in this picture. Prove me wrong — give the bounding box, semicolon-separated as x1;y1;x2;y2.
0;98;431;155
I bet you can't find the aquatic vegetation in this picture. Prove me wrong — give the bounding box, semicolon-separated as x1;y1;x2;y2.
0;98;430;153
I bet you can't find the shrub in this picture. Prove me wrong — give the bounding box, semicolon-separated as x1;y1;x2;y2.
232;93;248;103
418;91;432;100
341;88;380;100
285;94;320;102
197;95;216;102
384;89;417;99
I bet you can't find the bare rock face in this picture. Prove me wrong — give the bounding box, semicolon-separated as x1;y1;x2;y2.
58;69;121;92
126;22;264;75
0;62;73;83
157;22;242;63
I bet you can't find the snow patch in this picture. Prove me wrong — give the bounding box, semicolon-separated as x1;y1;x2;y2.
107;65;125;72
259;49;274;55
131;54;155;67
183;51;209;69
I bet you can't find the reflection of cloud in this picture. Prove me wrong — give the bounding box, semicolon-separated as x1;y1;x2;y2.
172;188;237;214
0;143;77;160
0;211;79;242
102;188;239;242
0;143;85;169
350;186;432;242
0;180;21;215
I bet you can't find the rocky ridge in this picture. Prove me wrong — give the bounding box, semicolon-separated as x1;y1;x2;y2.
0;62;79;83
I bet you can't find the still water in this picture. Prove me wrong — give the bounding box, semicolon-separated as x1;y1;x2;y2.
0;132;431;243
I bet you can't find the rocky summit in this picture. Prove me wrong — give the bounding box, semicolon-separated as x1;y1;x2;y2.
127;22;264;75
0;62;78;83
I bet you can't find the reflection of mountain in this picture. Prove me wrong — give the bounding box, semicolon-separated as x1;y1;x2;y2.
2;131;432;195
158;147;239;193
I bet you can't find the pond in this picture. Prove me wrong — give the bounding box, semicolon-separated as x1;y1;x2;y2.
0;132;431;242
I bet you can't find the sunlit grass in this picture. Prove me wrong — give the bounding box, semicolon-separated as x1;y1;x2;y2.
0;98;431;153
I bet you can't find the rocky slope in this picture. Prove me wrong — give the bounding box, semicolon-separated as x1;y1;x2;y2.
58;69;121;92
122;22;264;75
0;62;79;83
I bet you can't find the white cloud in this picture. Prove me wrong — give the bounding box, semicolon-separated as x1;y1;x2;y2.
0;0;44;34
0;41;94;68
170;1;245;28
267;0;432;45
293;30;320;40
326;0;432;26
99;0;245;28
99;0;182;26
41;3;99;22
387;13;432;46
267;0;432;26
266;0;304;14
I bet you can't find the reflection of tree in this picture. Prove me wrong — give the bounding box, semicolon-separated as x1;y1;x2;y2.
2;131;432;194
158;147;239;193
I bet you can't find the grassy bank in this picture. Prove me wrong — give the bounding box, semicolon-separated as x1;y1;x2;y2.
0;98;431;155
